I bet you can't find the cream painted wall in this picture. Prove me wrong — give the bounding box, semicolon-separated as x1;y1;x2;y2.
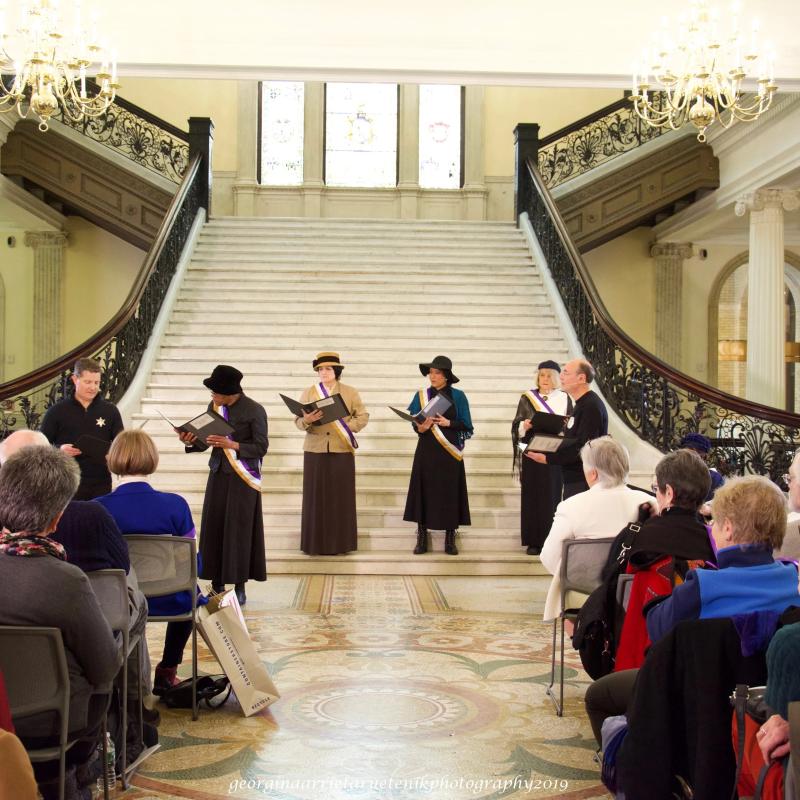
61;217;144;354
0;227;34;381
117;78;239;174
484;86;621;176
582;227;656;354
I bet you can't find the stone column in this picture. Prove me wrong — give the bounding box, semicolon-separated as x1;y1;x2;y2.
462;86;487;220
735;188;800;407
233;80;259;216
25;231;68;366
397;84;420;219
302;82;325;217
650;242;693;367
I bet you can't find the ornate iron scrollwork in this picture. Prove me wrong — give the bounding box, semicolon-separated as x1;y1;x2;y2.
524;165;800;483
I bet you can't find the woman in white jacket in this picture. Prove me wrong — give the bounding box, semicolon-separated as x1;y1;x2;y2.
539;436;652;621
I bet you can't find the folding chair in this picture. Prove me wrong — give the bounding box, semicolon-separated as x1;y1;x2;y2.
88;569;144;789
0;626;108;800
546;536;616;716
124;535;199;720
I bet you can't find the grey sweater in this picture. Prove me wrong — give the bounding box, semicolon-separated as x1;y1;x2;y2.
0;552;122;737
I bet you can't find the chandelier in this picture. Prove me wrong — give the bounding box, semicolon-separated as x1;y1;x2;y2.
630;0;777;142
0;0;118;132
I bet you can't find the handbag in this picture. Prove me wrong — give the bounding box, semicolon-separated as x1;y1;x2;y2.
161;675;231;710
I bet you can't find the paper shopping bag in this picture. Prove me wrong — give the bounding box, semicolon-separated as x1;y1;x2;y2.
197;589;279;716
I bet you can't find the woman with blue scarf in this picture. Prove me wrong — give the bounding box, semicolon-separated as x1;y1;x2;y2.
403;355;473;556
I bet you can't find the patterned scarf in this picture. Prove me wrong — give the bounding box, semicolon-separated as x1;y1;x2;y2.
0;528;66;560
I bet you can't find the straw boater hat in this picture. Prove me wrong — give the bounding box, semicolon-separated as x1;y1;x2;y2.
312;352;344;371
419;355;459;384
202;364;243;395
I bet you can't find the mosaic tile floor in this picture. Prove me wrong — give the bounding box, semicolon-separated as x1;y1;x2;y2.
121;576;607;800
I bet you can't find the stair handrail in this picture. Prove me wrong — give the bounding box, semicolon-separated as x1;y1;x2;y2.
520;155;800;481
0;152;205;435
55;78;190;183
536;92;669;190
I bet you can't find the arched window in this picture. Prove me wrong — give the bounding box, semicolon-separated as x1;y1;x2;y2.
324;83;398;188
259;81;305;186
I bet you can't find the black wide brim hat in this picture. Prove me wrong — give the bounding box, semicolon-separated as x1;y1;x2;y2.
312;351;345;371
419;354;459;384
203;364;243;395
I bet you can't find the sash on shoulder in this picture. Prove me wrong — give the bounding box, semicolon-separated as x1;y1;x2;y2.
312;383;358;452
419;388;463;462
214;404;262;491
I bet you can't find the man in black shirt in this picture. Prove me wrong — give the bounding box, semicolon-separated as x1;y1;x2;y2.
40;357;124;499
527;358;608;499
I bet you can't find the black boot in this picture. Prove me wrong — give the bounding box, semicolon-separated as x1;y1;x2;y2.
235;582;247;606
413;525;428;555
444;529;458;555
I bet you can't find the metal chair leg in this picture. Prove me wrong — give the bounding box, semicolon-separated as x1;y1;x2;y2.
191;620;198;721
558;613;566;717
100;717;110;800
120;634;128;789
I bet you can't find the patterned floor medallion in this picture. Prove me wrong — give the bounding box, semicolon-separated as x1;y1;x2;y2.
121;576;607;800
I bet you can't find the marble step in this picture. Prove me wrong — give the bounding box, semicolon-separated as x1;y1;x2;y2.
205;217;516;231
189;255;534;271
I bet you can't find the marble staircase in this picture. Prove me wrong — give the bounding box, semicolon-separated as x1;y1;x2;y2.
135;217;581;575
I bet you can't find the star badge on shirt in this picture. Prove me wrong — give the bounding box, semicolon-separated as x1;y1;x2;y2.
96;417;106;428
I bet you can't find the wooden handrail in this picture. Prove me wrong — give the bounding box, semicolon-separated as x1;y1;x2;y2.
526;155;800;427
0;154;202;399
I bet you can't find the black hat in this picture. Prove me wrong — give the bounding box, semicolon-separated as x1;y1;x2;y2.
538;360;560;372
680;433;712;454
203;365;243;395
419;355;459;384
312;351;344;370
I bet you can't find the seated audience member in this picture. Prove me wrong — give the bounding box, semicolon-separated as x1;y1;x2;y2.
679;432;724;503
610;447;717;671
0;728;38;800
779;449;800;564
0;446;121;797
539;436;652;621
646;475;799;644
96;429;199;694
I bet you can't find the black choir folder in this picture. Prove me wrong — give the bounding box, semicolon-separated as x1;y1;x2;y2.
518;412;574;454
280;393;350;426
157;408;234;445
74;434;111;464
390;393;452;424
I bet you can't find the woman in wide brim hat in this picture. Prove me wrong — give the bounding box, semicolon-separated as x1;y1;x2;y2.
511;359;570;556
403;355;473;556
294;352;369;556
176;364;268;606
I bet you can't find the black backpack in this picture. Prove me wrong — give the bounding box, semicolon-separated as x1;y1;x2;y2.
161;675;232;710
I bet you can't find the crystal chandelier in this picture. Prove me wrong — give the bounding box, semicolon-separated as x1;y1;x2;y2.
0;0;118;132
630;0;777;142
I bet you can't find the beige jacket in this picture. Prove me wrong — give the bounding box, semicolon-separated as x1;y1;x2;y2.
294;382;369;453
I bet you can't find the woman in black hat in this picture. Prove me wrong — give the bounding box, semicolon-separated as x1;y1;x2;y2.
511;360;571;555
294;352;369;555
176;364;268;606
403;355;473;556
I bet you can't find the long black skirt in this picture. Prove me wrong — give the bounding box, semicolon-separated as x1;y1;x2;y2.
198;469;266;584
301;452;358;555
403;434;470;530
520;457;563;548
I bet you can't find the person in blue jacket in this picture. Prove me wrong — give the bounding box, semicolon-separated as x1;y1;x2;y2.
403;355;473;556
96;429;202;694
646;475;799;643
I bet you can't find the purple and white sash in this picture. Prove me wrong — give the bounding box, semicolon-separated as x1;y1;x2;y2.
214;404;262;491
312;382;358;452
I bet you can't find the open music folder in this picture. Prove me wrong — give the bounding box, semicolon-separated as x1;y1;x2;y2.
157;408;234;445
280;393;350;426
389;392;452;424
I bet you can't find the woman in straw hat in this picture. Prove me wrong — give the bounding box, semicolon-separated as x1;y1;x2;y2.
295;352;369;555
403;355;473;556
177;364;268;607
511;359;571;555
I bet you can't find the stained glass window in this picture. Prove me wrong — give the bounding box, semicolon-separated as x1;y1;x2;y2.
259;81;304;186
325;83;398;188
418;85;462;189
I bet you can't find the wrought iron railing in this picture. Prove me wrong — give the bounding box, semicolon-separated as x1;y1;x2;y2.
537;93;667;190
522;157;800;481
0;154;204;436
56;79;190;183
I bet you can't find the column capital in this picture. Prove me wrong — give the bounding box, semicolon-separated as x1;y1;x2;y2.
24;230;68;249
650;242;693;260
735;188;800;216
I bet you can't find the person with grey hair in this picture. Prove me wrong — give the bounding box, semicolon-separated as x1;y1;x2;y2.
539;436;652;621
0;445;122;798
0;429;49;464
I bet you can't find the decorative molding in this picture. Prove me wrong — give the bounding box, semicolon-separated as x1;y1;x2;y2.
735;188;800;216
650;241;693;260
